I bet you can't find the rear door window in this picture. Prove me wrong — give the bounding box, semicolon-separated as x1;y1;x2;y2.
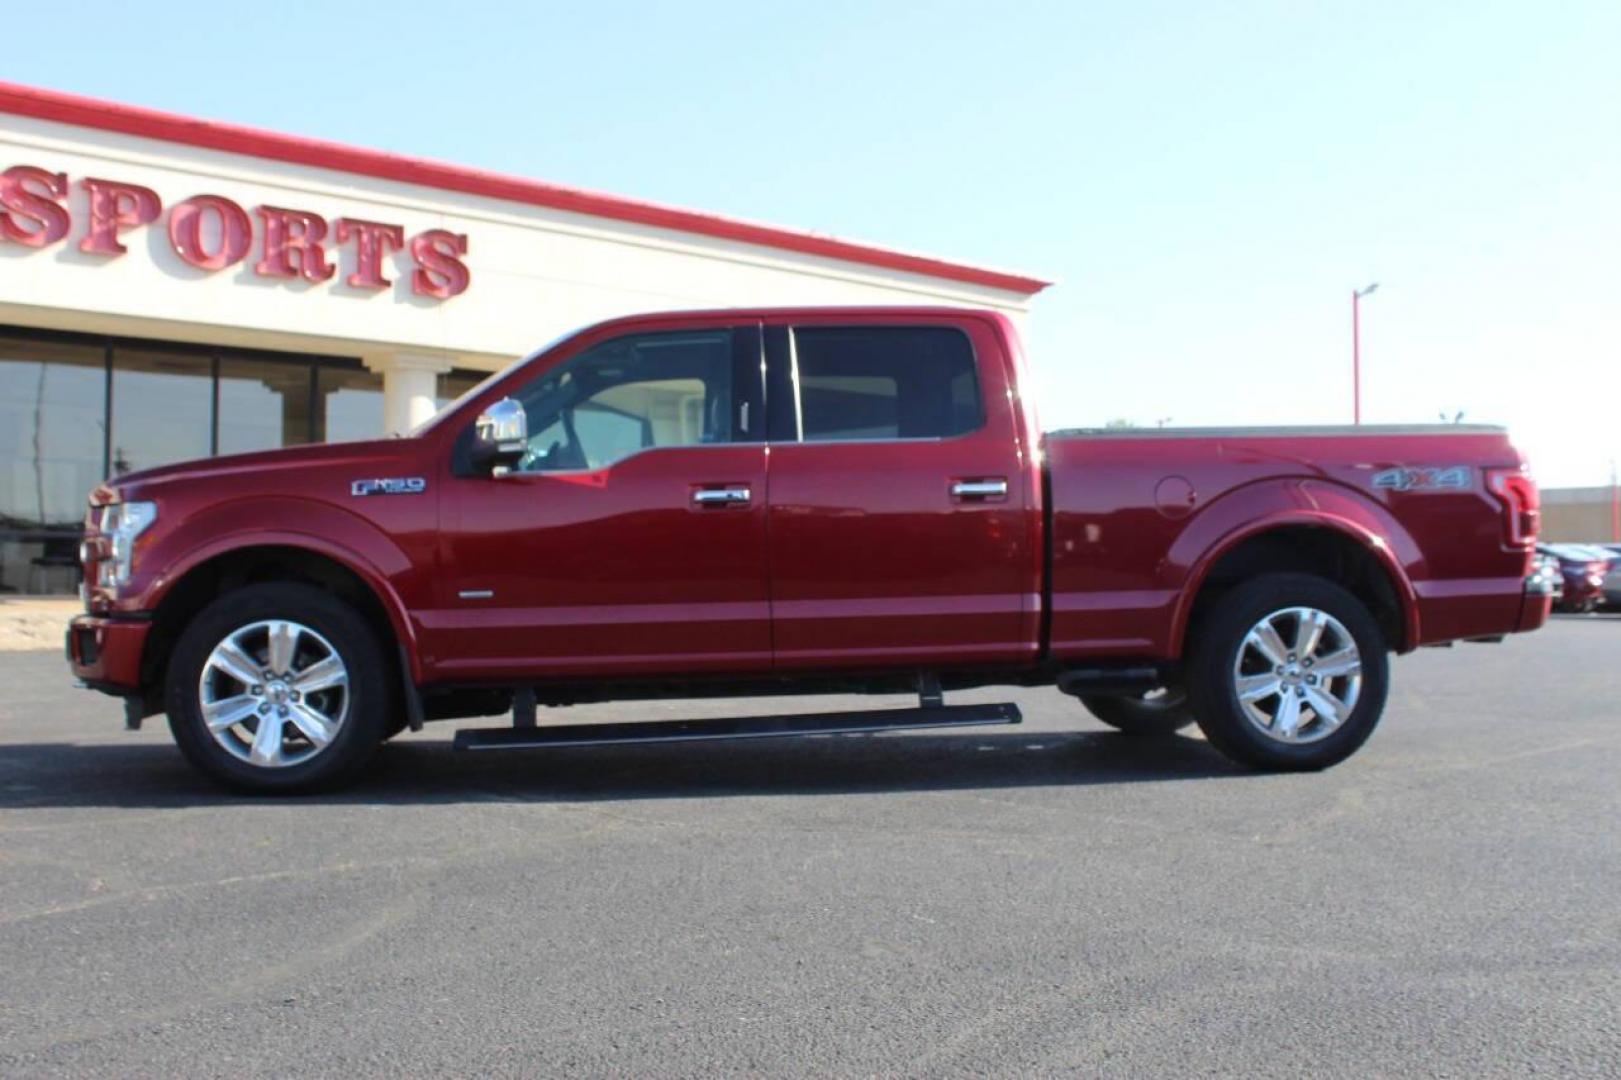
790;326;982;442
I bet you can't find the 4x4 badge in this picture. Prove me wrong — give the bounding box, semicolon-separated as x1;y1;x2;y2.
1372;466;1470;492
351;477;427;496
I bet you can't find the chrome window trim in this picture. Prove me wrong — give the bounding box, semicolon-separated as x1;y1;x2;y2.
787;325;805;442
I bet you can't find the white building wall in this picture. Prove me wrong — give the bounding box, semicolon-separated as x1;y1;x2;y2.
0;111;1036;412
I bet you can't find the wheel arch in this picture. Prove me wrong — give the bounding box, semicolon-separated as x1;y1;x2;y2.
1174;518;1420;658
141;541;415;698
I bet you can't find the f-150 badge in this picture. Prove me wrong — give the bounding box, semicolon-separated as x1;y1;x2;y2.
1372;466;1470;492
351;477;427;496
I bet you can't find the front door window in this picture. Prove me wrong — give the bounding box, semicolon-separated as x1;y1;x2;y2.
512;330;736;473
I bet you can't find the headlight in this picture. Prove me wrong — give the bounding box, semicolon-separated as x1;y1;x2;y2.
97;500;157;588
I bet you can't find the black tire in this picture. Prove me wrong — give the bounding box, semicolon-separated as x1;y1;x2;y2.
1079;690;1196;737
165;583;393;793
1187;573;1389;771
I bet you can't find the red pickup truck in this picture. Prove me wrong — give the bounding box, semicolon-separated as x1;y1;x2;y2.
66;307;1550;792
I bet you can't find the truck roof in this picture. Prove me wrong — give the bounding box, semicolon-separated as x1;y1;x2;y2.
591;305;1014;320
1048;424;1508;439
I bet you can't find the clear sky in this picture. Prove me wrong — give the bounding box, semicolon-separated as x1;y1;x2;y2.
6;0;1618;486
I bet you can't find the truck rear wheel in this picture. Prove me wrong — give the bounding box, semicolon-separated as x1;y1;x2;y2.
165;583;392;793
1187;573;1389;771
1079;690;1196;737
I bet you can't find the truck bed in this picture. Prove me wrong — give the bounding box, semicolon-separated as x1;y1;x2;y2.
1041;423;1535;660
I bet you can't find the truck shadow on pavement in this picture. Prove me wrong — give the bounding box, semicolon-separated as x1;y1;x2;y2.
0;730;1246;810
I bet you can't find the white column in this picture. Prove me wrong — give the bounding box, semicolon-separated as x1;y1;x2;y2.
365;351;454;436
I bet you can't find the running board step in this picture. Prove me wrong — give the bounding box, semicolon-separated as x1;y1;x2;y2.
452;702;1021;752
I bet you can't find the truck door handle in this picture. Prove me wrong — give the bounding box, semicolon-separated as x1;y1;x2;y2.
950;478;1009;501
692;486;752;507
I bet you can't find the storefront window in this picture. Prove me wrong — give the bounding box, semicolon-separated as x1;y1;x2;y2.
317;367;384;443
219;358;313;456
0;327;428;594
111;348;212;476
436;369;488;412
0;337;106;594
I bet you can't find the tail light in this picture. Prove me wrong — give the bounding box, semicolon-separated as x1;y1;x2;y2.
1487;467;1540;546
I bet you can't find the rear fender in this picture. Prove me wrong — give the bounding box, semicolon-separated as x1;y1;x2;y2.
1167;478;1423;656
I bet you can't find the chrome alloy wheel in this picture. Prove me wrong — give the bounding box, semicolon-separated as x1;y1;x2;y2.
1231;606;1362;745
197;620;350;768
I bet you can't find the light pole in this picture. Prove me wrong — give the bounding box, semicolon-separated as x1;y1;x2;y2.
1352;283;1378;425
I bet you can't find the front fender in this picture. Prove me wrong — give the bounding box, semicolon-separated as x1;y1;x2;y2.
1165;478;1422;656
128;496;422;665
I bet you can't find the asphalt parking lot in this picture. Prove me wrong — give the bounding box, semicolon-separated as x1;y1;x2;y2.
1;617;1617;1077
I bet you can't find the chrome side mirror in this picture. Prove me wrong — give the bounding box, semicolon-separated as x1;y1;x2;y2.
471;397;528;475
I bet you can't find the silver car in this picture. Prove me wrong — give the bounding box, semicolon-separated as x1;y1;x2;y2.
1602;544;1621;609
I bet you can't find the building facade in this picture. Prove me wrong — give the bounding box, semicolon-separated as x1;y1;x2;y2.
0;82;1047;594
1539;486;1620;544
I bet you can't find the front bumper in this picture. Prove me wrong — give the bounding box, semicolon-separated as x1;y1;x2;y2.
65;613;150;692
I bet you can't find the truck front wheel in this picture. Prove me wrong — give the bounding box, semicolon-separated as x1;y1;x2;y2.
1079;690;1196;737
165;583;393;793
1186;573;1389;771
